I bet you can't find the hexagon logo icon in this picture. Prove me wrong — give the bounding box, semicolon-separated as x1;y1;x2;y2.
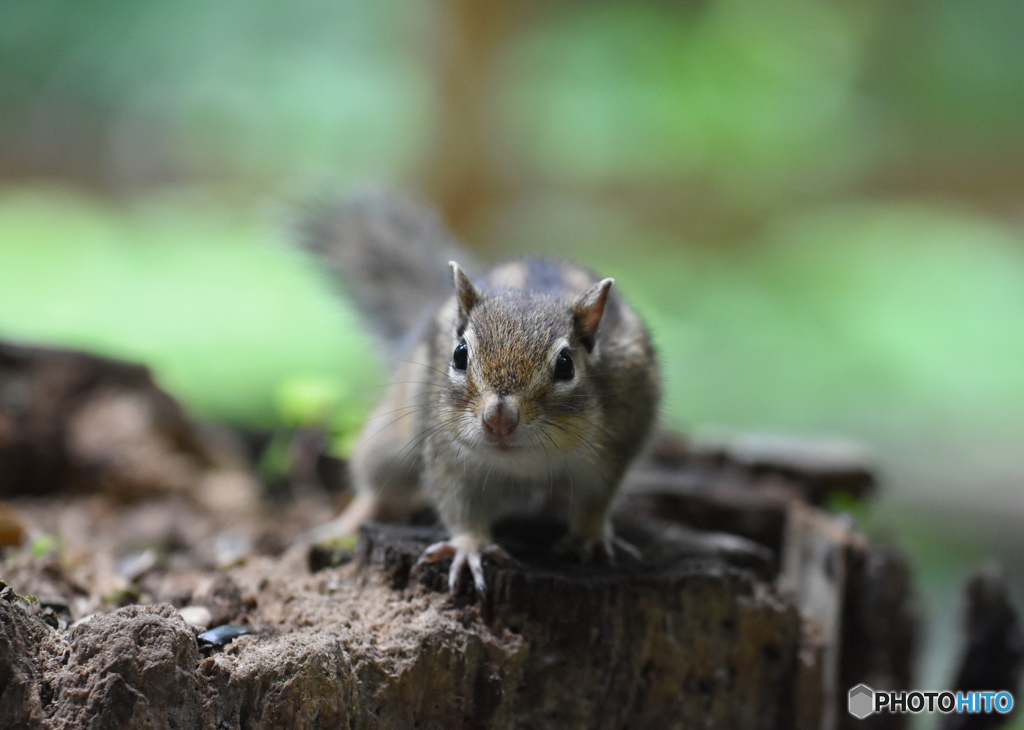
848;684;875;719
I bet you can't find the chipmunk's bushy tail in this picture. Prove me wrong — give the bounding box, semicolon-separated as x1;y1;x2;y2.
297;188;477;355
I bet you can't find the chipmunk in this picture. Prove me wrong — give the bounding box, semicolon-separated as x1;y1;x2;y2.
300;191;660;591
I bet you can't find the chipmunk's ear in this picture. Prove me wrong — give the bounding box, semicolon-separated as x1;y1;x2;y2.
572;278;614;352
449;261;480;320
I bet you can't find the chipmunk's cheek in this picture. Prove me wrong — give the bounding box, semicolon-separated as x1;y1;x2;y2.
541;410;592;451
545;424;582;451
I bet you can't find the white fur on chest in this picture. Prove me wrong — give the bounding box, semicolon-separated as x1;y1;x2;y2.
453;443;606;513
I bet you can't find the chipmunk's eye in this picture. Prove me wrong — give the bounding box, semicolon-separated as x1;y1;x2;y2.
553;348;574;380
452;342;468;371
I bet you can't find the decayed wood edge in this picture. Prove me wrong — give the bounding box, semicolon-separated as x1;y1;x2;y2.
647;430;877;506
622;446;918;730
778;502;864;730
938;565;1024;730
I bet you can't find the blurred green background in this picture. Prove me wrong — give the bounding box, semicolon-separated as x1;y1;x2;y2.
2;0;1022;708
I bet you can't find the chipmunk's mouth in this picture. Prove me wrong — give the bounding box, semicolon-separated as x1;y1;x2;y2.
481;430;537;454
484;436;519;452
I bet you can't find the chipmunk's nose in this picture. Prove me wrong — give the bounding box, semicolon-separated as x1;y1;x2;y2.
482;399;519;437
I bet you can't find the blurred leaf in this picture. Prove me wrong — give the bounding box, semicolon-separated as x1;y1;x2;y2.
503;0;876;201
29;534;57;559
0;187;384;426
275;376;344;428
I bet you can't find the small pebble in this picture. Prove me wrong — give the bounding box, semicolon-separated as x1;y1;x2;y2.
70;614;96;629
214;532;252;569
71;596;93;620
197;624;249;648
178;605;213;628
114;548;160;582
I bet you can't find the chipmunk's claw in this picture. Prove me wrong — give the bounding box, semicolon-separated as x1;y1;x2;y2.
557;533;642;566
419;539;512;593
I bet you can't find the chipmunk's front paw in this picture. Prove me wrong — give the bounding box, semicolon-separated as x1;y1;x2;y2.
557;532;642;566
418;535;512;592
